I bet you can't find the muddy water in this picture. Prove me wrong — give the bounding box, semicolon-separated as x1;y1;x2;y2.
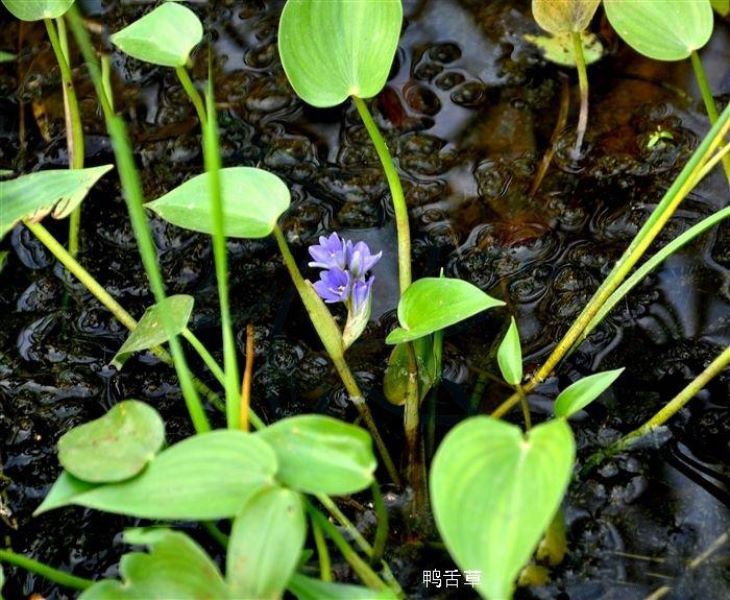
0;0;729;598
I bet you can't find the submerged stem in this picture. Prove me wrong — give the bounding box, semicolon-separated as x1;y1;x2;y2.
689;50;730;182
571;31;589;159
44;17;85;255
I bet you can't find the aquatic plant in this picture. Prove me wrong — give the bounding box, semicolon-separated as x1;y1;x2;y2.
1;0;85;254
603;0;730;180
309;233;381;348
531;0;601;158
1;0;730;599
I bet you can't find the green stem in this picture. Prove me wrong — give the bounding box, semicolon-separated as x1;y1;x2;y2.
689;50;730;181
0;549;93;591
615;344;730;451
176;66;207;127
403;342;427;519
517;385;531;430
25;221;136;330
202;77;239;429
315;493;372;556
67;7;210;434
370;481;388;565
24;221;226;413
352;96;411;294
101;53;114;112
571;31;589;158
273;225;401;485
306;503;388;592
181;328;226;384
44;17;85;256
311;514;332;582
492;104;730;419
202;521;229;548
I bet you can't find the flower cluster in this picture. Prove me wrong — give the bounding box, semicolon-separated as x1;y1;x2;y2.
309;232;382;347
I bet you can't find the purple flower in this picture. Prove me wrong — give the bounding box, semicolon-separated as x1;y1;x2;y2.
309;233;380;348
348;241;382;279
308;232;350;271
313;267;351;304
351;277;374;315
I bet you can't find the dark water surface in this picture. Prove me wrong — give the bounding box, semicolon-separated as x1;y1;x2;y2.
0;1;729;598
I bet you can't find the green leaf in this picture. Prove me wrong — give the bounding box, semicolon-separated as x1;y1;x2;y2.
227;487;307;599
109;2;202;68
0;165;113;240
256;415;376;495
36;430;278;519
532;0;601;34
0;564;4;593
0;50;16;62
0;251;8;274
288;574;398;600
146;167;291;239
1;0;74;21
278;0;403;107
430;417;575;600
712;0;730;16
58;400;165;483
604;0;714;61
383;337;438;405
497;317;523;386
524;31;604;67
111;295;194;369
386;277;504;345
79;529;228;600
553;368;624;418
34;471;97;514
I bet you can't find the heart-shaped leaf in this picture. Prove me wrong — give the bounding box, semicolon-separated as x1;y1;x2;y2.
386;277;504;344
36;430;277;519
112;295;194;369
524;31;604;67
278;0;403;107
58;400;165;483
553;368;624;418
227;487;307;599
109;2;203;68
79;529;228;600
0;165;113;240
146;167;291;239
497;317;523;386
532;0;601;34
256;415;375;495
431;417;575;600
288;574;398;600
604;0;713;61
1;0;73;21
